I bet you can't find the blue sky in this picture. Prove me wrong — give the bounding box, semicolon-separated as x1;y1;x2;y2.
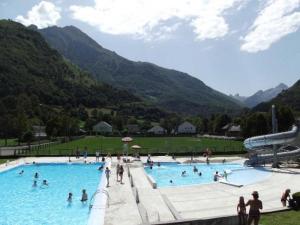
1;0;300;96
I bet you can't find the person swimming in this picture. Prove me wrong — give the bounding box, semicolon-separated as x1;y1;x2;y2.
198;172;202;176
193;166;198;173
34;172;39;179
169;180;173;184
181;171;187;176
19;170;24;175
32;180;37;187
158;162;161;167
42;180;48;186
81;189;88;203
98;165;104;171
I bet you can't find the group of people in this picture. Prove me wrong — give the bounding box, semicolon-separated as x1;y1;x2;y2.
237;189;292;225
74;147;111;163
22;171;49;188
67;189;88;204
237;191;263;225
213;170;227;181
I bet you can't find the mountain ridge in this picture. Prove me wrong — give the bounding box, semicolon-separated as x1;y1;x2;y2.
231;83;288;108
39;25;242;116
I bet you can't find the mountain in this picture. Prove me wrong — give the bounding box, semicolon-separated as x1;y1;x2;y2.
230;94;247;103
241;83;288;108
39;26;242;116
254;80;300;112
0;20;140;112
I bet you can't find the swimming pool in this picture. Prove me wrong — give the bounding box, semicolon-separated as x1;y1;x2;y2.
144;163;271;188
0;163;104;225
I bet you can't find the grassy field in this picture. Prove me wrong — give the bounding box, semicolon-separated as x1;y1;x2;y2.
25;136;245;156
260;210;300;225
0;139;18;147
0;158;14;165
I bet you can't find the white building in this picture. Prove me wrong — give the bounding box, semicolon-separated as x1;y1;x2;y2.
177;121;196;134
32;125;47;138
147;125;166;135
93;121;112;134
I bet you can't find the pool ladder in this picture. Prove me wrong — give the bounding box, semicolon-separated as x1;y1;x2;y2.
89;189;109;211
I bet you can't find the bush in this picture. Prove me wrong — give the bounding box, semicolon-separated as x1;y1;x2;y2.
292;192;300;208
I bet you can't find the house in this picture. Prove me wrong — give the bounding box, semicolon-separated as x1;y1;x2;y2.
227;125;242;137
32;125;47;138
177;121;196;134
147;125;166;135
93;121;112;134
126;124;140;134
222;124;242;137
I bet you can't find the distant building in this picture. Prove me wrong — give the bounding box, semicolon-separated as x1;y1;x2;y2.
147;125;166;135
222;124;242;137
126;124;140;134
32;125;47;138
177;121;196;134
93;121;112;134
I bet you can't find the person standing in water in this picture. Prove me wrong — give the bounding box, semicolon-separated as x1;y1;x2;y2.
67;192;73;203
81;189;88;203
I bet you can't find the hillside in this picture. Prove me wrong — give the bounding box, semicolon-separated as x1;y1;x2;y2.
39;26;242;116
244;83;288;108
254;80;300;112
0;20;140;113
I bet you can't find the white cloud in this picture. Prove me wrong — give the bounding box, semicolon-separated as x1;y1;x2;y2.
241;0;300;53
69;0;243;41
16;1;61;28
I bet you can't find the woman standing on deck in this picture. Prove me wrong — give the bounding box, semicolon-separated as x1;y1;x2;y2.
246;191;263;225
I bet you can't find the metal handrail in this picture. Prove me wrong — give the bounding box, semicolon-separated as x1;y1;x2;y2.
89;189;109;210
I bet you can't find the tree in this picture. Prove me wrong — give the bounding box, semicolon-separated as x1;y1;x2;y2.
275;106;295;132
15;111;29;144
242;113;269;138
22;130;34;147
213;114;231;134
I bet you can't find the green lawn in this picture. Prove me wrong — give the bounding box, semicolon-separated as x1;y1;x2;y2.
25;136;244;156
0;139;18;147
0;158;14;165
260;210;300;225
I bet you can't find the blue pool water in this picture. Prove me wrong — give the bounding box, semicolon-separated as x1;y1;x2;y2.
0;163;103;225
144;163;271;188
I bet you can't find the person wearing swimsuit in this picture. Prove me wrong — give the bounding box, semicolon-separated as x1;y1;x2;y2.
246;191;263;225
237;196;247;225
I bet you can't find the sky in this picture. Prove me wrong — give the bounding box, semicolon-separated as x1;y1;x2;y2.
1;0;300;96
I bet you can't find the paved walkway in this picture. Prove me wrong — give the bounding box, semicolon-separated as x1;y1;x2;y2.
130;166;174;223
159;167;300;219
104;161;142;225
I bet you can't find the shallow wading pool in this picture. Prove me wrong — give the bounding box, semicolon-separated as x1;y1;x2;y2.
144;162;271;188
0;163;104;225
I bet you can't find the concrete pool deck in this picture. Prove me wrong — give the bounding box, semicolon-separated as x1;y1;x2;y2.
1;156;299;225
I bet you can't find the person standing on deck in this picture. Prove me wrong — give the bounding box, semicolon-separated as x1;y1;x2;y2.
105;167;111;187
246;191;263;225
